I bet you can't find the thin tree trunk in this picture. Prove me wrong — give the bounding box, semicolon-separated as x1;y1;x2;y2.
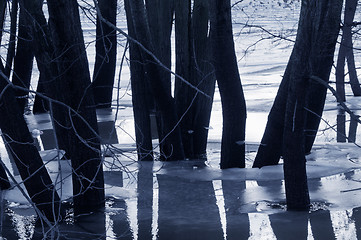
191;0;216;159
127;0;185;161
337;106;347;142
124;0;153;161
12;6;34;112
0;63;63;221
92;0;117;108
0;0;7;44
209;0;247;169
32;65;49;114
174;0;193;158
4;0;18;78
345;0;361;96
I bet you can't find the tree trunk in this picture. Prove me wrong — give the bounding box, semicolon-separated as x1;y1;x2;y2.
345;0;361;96
4;0;18;78
0;0;7;44
46;0;105;215
254;0;343;168
303;0;343;153
12;6;34;112
191;0;216;159
92;0;117;108
124;0;153;161
282;1;312;208
23;0;105;215
126;0;185;161
174;0;193;158
0;63;63;221
209;0;247;169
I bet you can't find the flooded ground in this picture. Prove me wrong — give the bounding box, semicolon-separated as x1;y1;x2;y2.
1;0;361;239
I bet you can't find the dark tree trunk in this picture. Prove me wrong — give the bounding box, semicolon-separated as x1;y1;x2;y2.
12;6;34;112
282;6;311;208
337;106;347;142
32;64;50;114
191;0;216;159
174;0;193;158
92;0;117;108
254;0;343;168
145;0;175;160
46;0;105;215
209;0;247;169
0;0;7;44
23;0;105;215
4;0;18;78
341;0;361;96
252;55;293;168
0;63;63;221
124;0;153;161
336;0;361;99
303;0;343;153
126;0;185;161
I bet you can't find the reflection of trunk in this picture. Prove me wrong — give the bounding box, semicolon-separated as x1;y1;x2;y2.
157;174;223;239
0;63;62;221
270;212;309;239
137;163;153;239
125;0;153;161
222;181;249;239
254;0;343;168
348;114;358;143
209;0;247;168
12;6;34;112
352;207;361;240
92;0;117;108
309;210;335;240
336;0;361;100
126;0;185;161
337;106;347;142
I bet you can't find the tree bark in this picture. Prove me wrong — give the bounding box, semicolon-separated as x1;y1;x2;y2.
4;0;18;78
254;0;343;168
126;0;185;161
12;6;34;112
92;0;117;108
303;0;343;153
174;0;192;158
46;0;105;215
124;0;153;161
0;63;63;221
0;0;7;44
191;0;216;159
336;0;361;99
209;0;247;169
23;0;105;215
282;1;312;209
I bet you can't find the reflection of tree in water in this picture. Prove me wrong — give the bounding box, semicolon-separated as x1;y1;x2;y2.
222;180;249;239
156;174;223;240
